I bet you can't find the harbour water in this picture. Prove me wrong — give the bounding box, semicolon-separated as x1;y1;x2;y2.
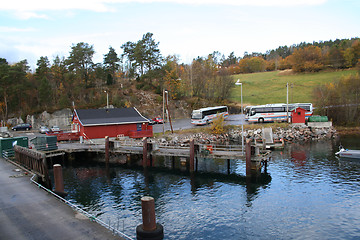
60;136;360;240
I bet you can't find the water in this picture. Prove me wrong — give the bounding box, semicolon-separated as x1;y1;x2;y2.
59;136;360;240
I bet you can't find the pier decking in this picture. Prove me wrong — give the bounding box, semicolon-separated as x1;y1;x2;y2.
0;157;124;240
58;141;247;159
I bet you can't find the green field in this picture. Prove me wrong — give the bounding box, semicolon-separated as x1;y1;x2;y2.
230;69;358;106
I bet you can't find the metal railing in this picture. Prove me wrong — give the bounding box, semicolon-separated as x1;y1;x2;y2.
30;175;134;240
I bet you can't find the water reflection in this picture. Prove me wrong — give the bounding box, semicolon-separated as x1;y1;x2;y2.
57;136;360;240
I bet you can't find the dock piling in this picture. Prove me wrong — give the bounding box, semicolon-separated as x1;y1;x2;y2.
53;164;67;197
190;139;195;172
105;136;109;164
246;139;252;176
136;196;164;240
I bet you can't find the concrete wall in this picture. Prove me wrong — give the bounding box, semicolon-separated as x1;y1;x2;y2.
307;121;333;128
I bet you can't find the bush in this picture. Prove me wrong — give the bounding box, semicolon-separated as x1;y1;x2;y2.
210;114;225;134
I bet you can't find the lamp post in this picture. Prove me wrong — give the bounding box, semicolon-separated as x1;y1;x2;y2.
235;79;244;155
104;90;109;108
235;79;243;115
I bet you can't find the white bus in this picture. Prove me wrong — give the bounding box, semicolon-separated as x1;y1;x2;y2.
246;103;313;123
191;106;229;125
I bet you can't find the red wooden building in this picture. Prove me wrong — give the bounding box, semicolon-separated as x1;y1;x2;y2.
72;108;153;139
291;107;306;124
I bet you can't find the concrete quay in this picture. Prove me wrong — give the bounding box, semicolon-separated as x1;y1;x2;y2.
0;157;124;240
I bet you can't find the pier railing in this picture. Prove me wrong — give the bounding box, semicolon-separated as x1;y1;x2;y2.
14;145;51;189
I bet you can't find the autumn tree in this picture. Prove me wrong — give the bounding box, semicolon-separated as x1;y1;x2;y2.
323;46;345;68
238;57;266;73
215;68;233;101
289;46;323;72
314;73;360;125
191;58;208;98
343;40;360;68
162;55;184;99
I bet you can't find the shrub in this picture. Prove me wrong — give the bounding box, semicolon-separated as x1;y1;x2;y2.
210;114;225;134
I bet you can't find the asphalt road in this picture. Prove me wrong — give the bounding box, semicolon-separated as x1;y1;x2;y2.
8;114;247;136
0;158;124;240
152;114;247;133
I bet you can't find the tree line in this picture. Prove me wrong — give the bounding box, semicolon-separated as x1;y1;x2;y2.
314;73;360;126
0;34;359;121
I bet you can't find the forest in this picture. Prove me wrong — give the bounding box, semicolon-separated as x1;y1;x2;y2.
0;33;359;124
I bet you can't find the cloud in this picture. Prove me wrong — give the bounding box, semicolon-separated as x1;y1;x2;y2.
0;0;328;13
14;11;49;20
0;26;36;32
0;0;328;19
1;0;113;12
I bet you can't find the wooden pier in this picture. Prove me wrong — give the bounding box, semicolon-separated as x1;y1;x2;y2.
59;137;271;175
7;137;272;191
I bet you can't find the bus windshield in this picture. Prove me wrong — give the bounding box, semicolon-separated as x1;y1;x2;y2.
191;111;202;119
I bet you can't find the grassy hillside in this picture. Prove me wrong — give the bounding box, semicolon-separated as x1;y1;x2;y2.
230;69;358;106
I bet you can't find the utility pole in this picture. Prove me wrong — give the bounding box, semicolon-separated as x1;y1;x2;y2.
162;89;165;134
165;91;173;133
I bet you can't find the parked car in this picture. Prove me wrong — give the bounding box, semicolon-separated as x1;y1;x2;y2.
147;118;156;125
39;126;50;134
50;126;61;132
152;117;164;124
12;123;32;131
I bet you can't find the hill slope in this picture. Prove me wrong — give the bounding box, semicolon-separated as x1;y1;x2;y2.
229;69;358;106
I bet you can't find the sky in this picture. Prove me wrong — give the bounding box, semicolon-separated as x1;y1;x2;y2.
0;0;359;69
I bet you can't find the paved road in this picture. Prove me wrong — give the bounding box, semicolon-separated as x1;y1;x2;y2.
0;158;124;240
152;114;247;133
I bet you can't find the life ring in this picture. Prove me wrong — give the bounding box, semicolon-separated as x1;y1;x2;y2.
206;145;213;154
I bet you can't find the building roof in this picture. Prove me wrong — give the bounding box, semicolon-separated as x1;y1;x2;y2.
74;108;149;126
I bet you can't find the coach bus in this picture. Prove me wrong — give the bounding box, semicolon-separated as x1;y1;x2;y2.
246;103;313;123
191;106;229;125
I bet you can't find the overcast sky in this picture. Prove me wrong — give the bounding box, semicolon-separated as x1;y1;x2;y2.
0;0;359;69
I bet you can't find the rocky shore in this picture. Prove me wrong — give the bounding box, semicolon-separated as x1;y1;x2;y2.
153;125;338;146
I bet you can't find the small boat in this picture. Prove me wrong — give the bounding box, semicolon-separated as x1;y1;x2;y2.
335;146;360;159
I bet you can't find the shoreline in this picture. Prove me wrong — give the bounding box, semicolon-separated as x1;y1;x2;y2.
334;126;360;136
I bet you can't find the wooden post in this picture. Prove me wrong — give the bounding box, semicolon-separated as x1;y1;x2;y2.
42;154;51;189
105;136;109;164
189;139;195;172
143;137;148;168
227;159;231;174
246;139;252;177
53;164;66;197
195;143;199;172
147;142;153;167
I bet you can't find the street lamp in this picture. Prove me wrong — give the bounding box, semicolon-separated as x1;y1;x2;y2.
235;79;243;115
104;90;109;108
235;79;244;155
